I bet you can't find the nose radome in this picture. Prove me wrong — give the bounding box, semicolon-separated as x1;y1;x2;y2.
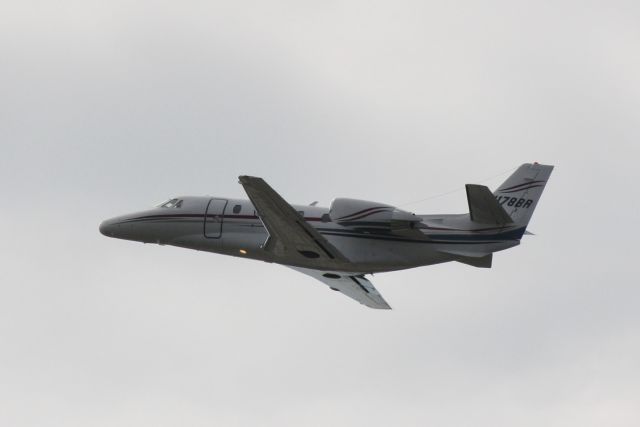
99;219;115;236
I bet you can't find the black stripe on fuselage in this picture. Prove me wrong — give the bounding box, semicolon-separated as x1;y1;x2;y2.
119;213;323;224
319;232;517;245
114;213;524;244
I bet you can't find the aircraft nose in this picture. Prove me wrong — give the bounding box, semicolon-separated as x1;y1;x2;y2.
99;213;149;242
99;218;116;237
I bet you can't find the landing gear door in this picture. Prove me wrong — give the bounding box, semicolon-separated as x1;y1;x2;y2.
204;199;228;238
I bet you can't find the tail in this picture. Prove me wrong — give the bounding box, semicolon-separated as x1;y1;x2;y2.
494;163;554;228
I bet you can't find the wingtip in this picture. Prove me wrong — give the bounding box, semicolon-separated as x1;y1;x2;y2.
365;300;392;310
238;175;263;184
238;175;256;185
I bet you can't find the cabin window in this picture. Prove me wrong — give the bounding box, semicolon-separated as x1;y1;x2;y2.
233;204;242;214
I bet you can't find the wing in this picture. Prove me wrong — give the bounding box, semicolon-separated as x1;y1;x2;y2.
288;267;391;309
238;176;349;266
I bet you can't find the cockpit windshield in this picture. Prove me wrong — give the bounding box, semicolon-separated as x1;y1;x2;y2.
157;198;183;208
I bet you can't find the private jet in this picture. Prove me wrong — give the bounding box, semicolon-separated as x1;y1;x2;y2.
100;163;553;309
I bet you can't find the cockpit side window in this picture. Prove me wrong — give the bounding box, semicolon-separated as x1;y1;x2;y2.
158;198;183;208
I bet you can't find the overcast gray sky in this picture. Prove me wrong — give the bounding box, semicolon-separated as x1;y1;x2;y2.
1;1;639;426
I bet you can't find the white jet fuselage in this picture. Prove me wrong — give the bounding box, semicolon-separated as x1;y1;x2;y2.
99;163;553;309
99;196;519;274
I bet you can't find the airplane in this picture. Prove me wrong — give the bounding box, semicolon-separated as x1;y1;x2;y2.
99;163;553;309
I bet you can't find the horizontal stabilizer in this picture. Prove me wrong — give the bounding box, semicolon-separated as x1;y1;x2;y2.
466;184;513;225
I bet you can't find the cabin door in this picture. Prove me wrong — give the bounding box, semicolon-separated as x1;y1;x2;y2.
204;198;228;238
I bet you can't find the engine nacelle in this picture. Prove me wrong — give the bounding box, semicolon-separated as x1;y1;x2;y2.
329;198;420;226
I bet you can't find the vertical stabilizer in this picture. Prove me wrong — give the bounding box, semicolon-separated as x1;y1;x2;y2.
494;163;554;227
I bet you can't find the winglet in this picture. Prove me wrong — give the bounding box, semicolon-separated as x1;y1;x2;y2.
465;184;513;225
